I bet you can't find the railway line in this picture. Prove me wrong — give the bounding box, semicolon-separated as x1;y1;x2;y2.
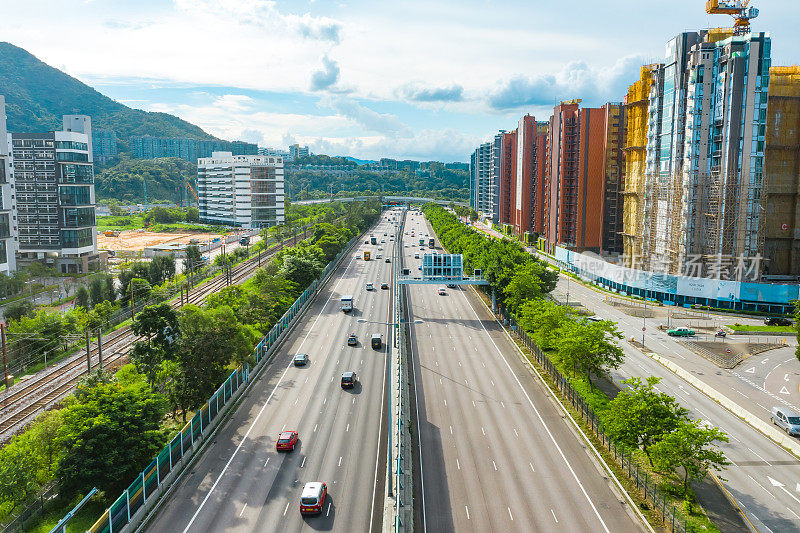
0;235;298;442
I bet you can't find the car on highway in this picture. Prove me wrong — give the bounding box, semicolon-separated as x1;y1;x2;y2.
414;252;419;259
383;232;387;236
385;258;391;263
378;246;383;250
381;282;389;290
381;239;385;243
585;315;603;322
364;240;369;244
666;327;695;337
447;283;457;288
276;430;299;451
366;282;373;291
438;287;446;296
376;253;382;259
341;371;358;388
300;482;327;515
293;353;309;366
371;334;382;349
765;316;793;326
347;333;358;346
771;407;800;436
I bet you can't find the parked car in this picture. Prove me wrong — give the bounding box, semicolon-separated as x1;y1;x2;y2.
765;317;793;326
276;430;299;451
293;353;309;366
771;407;800;436
666;327;695;337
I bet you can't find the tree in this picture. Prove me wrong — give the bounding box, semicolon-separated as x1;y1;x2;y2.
131;303;180;389
651;419;730;498
129;278;152;306
279;254;323;288
75;286;90;309
89;275;105;307
502;261;557;314
148;254;176;286
108;199;124;216
104;274;116;303
602;376;689;466
557;320;624;389
57;379;167;495
469;209;478;223
4;299;34;322
86;300;119;330
185;207;199;222
518;299;573;350
27;411;63;479
0;431;40;516
184;244;203;276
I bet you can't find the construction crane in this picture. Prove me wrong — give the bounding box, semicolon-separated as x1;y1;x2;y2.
705;0;759;35
186;179;199;204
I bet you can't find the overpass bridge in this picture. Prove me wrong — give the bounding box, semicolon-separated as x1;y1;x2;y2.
292;195;469;207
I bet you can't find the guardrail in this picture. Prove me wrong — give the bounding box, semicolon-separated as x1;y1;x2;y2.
84;234;360;533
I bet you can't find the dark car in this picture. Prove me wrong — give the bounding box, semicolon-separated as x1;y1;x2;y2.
276;430;298;451
341;371;358;388
385;258;391;263
293;353;309;366
381;283;389;290
371;334;382;349
347;333;358;346
765;317;793;326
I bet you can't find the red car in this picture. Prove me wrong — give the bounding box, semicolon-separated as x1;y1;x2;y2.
276;430;299;452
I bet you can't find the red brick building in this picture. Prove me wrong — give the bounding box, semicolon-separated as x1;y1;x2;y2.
513;115;549;239
497;131;517;227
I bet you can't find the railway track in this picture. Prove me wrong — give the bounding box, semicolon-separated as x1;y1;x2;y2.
0;236;296;442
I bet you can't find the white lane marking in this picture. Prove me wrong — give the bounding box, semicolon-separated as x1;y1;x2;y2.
529;462;535;473
323;397;327;405
239;503;247;517
465;506;470;520
755;402;770;413
313;423;318;432
283;501;290;516
346;423;350;432
551;509;558;523
327;502;332;517
500;401;505;408
444;399;447;406
508;507;514;521
491;380;495;387
294;398;298;405
456;458;461;470
353;397;356;404
461;291;612;533
449;425;453;435
180;244;362;531
458;361;462;367
492;460;498;471
513;428;519;437
281;424;286;431
305;377;309;383
440;378;442;385
746;474;773;497
464;379;468;385
338;456;342;467
472;400;476;407
482;362;485;367
481;427;485;436
264;457;270;467
747;447;773;466
301;456;306;468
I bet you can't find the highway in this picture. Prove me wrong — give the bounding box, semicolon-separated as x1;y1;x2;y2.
144;217;396;532
551;277;800;532
402;213;645;532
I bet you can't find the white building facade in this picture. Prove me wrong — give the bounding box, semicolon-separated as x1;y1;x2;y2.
0;96;17;274
197;151;285;229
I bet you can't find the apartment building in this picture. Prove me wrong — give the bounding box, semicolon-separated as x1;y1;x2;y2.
11;115;101;273
289;144;309;161
92;129;118;165
131;136;258;162
514;116;549;240
601;103;625;254
497;131;516;227
489;131;505;225
680;31;771;277
469;142;492;214
0;96;16;274
544;101;607;253
197;151;285;228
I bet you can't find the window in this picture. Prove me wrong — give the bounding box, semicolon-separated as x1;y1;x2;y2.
59;186;91;206
56;152;89;163
61;207;95;228
0;214;9;239
60;164;94;183
61;228;94;248
56;141;88;151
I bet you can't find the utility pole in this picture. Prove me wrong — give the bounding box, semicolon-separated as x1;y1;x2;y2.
97;329;103;369
85;330;91;372
1;323;9;388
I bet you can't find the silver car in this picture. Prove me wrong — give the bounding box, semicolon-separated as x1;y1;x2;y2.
771;407;800;436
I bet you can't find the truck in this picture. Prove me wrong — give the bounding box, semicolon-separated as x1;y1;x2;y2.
428;238;435;248
341;295;354;313
364;250;371;261
370;235;377;245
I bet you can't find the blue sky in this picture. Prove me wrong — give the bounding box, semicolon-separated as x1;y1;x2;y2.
3;0;799;162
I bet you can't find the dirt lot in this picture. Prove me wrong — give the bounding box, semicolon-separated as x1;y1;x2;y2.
98;230;226;251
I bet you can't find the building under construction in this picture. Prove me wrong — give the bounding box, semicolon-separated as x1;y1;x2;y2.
622;66;657;268
762;66;800;277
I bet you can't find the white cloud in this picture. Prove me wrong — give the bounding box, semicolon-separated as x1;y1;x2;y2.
310;55;340;91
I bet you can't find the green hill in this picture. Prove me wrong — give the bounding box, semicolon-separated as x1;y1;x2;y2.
0;42;216;143
95;156;197;204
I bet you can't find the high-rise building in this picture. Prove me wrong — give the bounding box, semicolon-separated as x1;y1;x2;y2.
469;142;492;214
497;131;516;228
601;103;625;254
514;116;549;240
0;96;17;274
11;115;101;273
289;144;310;161
544;101;608;253
259;147;290;159
489;131;505;225
92;129;118;165
130;136;258;162
197;151;285;228
679;31;771;277
762;66;800;277
622;65;658;267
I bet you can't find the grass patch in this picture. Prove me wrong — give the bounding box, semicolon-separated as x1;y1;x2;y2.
727;324;794;332
20;494;108;533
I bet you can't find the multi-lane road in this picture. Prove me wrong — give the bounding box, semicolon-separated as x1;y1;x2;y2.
145;218;396;532
401;214;645;532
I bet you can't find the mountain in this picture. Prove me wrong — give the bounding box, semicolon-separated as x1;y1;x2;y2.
0;42;216;143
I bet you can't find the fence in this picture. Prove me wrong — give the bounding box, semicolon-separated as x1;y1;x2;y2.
85;234;358;533
0;483;57;533
501;311;694;533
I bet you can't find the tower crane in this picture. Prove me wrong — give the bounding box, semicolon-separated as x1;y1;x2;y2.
705;0;759;35
186;179;199;204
